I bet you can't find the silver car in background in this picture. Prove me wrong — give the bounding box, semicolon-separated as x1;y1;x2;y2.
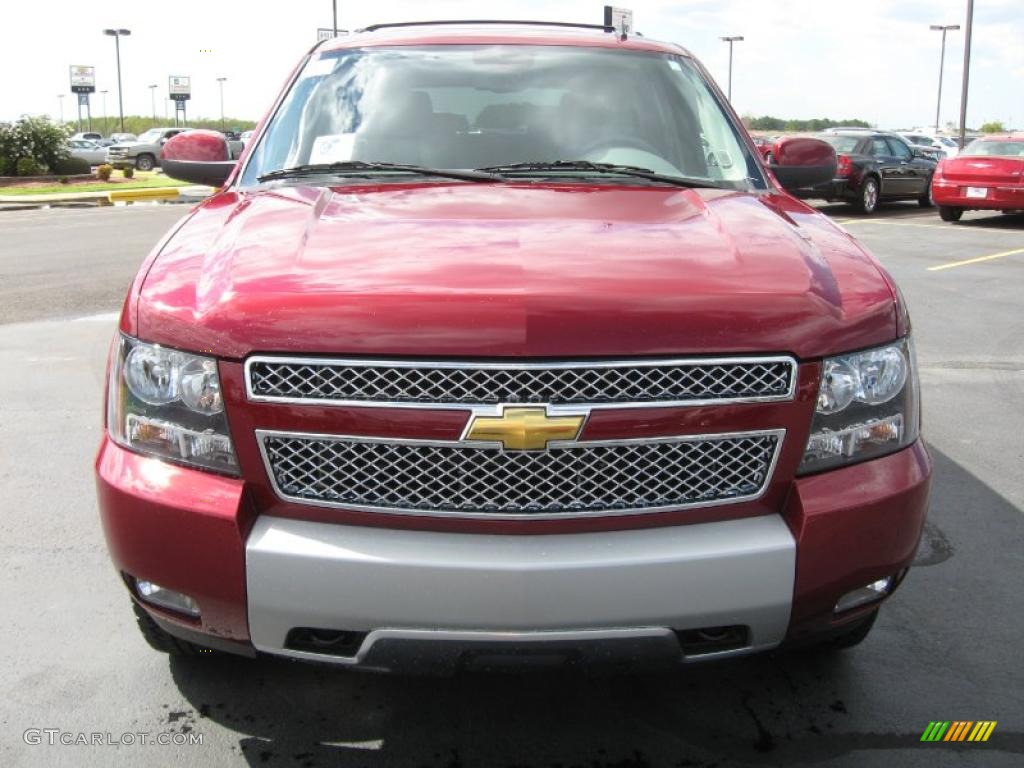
66;139;108;166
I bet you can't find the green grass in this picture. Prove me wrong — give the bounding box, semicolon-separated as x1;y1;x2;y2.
0;172;190;197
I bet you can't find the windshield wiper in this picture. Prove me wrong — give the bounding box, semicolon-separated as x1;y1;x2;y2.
258;161;506;184
475;160;722;189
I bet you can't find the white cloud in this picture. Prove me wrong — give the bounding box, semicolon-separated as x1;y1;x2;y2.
0;0;1019;130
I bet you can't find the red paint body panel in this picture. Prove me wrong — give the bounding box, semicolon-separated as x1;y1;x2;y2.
784;440;932;638
321;27;689;56
95;438;252;641
98;26;932;653
162;129;228;162
135;184;897;361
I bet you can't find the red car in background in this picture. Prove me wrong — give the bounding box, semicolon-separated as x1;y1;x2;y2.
932;135;1024;221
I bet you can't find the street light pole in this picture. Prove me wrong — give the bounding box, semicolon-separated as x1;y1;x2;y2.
57;94;65;124
216;77;227;132
720;36;744;102
957;0;974;149
103;28;131;133
332;0;338;36
100;90;108;135
148;84;157;126
929;24;960;133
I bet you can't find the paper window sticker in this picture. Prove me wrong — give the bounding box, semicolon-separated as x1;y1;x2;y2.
309;134;356;164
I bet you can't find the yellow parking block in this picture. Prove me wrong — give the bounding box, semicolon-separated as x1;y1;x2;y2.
107;187;180;202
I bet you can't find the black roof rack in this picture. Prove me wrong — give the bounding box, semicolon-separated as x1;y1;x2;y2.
358;19;615;34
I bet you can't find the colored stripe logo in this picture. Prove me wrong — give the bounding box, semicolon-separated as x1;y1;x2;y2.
921;721;997;742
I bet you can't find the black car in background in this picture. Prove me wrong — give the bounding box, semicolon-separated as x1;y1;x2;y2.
791;131;938;214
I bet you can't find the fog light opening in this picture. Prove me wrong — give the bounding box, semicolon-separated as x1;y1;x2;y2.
134;579;201;618
834;576;894;614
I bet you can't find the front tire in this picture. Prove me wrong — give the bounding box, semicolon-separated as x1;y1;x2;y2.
134;153;155;172
856;176;880;214
132;601;202;657
799;608;879;652
829;608;878;649
939;205;964;222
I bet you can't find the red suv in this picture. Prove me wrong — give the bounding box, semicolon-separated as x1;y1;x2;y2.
96;21;930;670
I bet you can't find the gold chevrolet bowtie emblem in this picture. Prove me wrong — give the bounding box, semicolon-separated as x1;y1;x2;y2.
465;407;586;451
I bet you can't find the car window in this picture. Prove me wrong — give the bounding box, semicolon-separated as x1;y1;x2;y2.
963;140;1024;157
870;138;890;157
887;138;913;160
241;45;765;189
819;135;860;153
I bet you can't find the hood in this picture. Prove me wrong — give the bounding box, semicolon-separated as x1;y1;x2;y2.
135;182;897;360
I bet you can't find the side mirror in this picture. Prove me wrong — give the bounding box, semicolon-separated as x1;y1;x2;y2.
769;137;837;192
161;130;236;187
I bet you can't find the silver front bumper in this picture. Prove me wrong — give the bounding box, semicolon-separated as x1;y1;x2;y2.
246;515;796;668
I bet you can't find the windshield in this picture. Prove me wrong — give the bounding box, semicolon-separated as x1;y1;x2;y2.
820;135;861;153
962;140;1024;157
241;45;764;189
137;129;161;142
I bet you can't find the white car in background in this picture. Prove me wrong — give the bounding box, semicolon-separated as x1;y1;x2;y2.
901;133;959;158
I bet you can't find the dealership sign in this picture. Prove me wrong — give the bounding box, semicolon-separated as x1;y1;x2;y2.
70;65;96;94
603;6;633;36
317;27;349;41
169;75;191;101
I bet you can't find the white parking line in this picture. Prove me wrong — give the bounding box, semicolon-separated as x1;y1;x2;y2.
71;311;121;322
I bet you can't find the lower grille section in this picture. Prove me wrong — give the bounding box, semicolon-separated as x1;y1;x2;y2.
259;430;783;519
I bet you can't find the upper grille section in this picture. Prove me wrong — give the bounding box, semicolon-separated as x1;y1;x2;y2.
246;356;796;408
259;430;783;519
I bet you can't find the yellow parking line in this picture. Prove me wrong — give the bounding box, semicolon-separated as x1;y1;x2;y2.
107;187;180;202
928;247;1024;271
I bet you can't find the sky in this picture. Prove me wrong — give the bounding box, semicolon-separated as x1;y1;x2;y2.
1;0;1021;131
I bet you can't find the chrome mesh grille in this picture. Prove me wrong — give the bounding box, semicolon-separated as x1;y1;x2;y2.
260;432;781;518
247;357;795;406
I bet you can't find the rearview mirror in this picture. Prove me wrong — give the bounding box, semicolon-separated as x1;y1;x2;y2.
160;130;236;187
768;137;837;193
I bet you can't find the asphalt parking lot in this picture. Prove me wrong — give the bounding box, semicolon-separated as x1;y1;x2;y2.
0;200;1021;768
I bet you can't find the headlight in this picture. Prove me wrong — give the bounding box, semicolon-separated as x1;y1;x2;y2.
798;337;920;474
107;335;238;474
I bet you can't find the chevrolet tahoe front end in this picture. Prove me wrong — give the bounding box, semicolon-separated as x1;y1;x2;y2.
95;22;930;671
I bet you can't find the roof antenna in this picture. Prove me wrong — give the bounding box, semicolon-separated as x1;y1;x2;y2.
604;6;633;40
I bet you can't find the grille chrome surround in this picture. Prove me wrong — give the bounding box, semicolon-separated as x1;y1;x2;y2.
257;429;785;520
245;356;797;410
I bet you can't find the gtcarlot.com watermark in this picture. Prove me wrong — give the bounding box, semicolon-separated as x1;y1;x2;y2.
24;729;203;747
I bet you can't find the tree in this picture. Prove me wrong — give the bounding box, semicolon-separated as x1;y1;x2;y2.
70;114;258;136
0;115;70;175
743;115;871;133
979;121;1005;134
